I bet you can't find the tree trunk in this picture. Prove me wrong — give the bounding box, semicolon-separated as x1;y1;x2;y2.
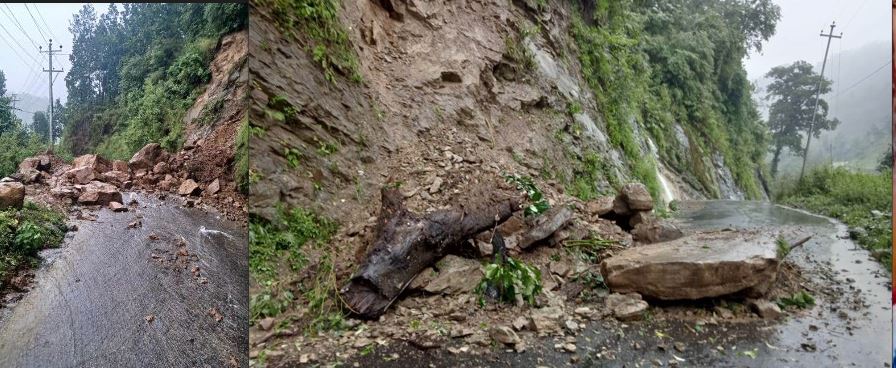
770;144;783;177
340;186;521;319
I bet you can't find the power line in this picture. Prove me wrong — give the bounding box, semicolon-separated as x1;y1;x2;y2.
23;4;49;42
0;4;41;48
0;22;40;65
841;0;869;33
32;5;57;41
835;60;889;97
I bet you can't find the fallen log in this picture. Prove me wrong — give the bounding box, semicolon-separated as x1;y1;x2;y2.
340;185;521;319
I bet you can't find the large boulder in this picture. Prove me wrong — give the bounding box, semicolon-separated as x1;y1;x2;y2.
19;155;51;172
177;179;201;196
631;219;683;244
128;143;166;172
585;196;614;217
77;181;123;206
620;183;653;211
72;154;111;174
65;166;96;185
101;171;131;186
601;230;781;300
0;181;25;210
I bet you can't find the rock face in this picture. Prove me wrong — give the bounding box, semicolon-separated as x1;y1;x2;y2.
601;230;781;300
620;183;653;211
421;255;483;295
77;181;123;206
129;143;165;172
0;181;25;210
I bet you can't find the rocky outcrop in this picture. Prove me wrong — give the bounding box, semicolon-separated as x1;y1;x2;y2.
600;230;781;300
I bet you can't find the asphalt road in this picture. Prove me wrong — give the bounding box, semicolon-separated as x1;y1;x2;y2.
0;193;248;368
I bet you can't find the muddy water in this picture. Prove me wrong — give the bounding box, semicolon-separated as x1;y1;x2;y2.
348;200;890;368
0;193;248;368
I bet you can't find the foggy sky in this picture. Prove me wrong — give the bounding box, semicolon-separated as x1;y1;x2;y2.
744;0;891;81
0;3;108;104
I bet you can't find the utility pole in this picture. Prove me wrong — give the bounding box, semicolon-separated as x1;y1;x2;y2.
9;93;19;110
799;22;841;182
39;39;63;151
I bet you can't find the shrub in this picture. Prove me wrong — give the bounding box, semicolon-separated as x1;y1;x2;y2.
476;257;542;306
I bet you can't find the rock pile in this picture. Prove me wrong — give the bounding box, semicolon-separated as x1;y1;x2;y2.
583;183;683;245
15;143;224;209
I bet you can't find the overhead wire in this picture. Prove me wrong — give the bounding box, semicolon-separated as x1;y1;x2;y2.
836;60;889;97
32;5;57;41
0;4;41;48
23;4;49;42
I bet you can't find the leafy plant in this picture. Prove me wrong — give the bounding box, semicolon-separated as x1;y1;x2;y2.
505;174;549;216
775;236;790;259
475;256;542;306
777;291;815;309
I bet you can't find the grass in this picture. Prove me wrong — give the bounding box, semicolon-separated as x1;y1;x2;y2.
234;117;250;194
0;202;67;285
263;0;361;83
777;291;815;309
248;206;342;333
775;166;892;270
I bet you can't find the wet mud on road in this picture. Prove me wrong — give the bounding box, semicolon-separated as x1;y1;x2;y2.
343;201;890;368
0;193;248;368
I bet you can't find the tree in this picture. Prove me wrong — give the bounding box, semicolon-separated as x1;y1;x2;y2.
52;99;65;142
0;70;19;135
32;111;49;141
764;61;839;177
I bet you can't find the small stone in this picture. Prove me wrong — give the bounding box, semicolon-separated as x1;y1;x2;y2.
207;179;221;195
512;316;530;331
177;179;201;196
563;343;577;353
490;325;520;346
109;201;127;212
429;177;443;194
746;299;783;319
259;317;275;331
564;319;579;331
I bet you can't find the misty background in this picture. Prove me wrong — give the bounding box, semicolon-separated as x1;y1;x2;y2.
745;0;892;174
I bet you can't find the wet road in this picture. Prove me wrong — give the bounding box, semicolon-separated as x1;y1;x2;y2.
0;193;248;368
345;200;891;367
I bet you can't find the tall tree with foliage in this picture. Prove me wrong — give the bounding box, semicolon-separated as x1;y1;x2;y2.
764;60;840;177
61;3;248;158
32;111;49;141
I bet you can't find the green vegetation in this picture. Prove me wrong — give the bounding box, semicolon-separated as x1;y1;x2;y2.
504;24;537;73
570;0;779;200
775;236;790;259
776;166;892;269
0;71;48;178
765;61;839;177
504;174;549;216
0;203;67;283
234;118;250;194
249;206;342;333
777;290;815;309
61;4;247;159
262;0;361;83
476;256;542;306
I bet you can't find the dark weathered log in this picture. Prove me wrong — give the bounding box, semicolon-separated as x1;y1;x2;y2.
340;186;521;319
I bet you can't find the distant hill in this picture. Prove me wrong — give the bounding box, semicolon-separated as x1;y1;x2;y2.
11;93;48;131
754;41;891;174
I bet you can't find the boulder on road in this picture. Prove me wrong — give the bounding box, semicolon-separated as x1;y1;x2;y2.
620;183;653;211
129;143;165;172
605;292;648;321
0;181;25;210
77;181;123;206
65;166;96;185
601;230;781;300
73;154;111;174
631;219;683;244
177;179;201;196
